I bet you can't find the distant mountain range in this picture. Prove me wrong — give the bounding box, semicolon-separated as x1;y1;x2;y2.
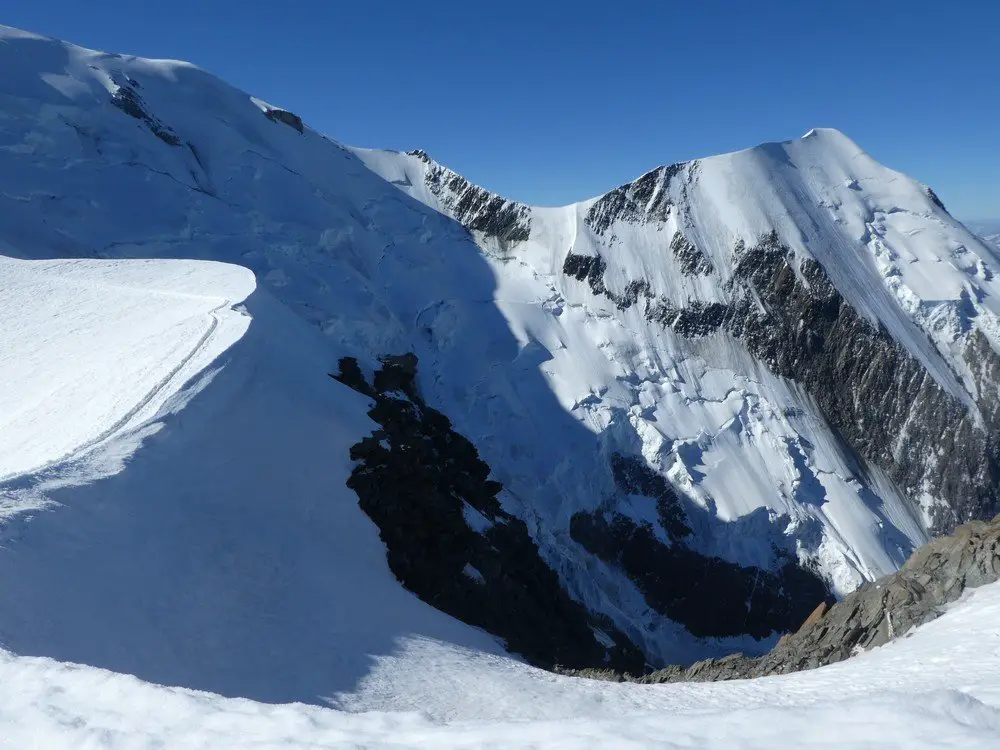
966;220;1000;249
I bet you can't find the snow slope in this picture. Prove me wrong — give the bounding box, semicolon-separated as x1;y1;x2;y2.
358;130;1000;400
2;579;999;748
356;133;983;596
356;129;1000;590
0;253;504;704
0;257;253;485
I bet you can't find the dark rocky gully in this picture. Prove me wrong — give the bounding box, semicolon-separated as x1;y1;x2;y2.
332;354;644;674
562;512;1000;683
333;354;830;676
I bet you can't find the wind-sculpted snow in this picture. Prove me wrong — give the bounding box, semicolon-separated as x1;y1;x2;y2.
0;257;254;485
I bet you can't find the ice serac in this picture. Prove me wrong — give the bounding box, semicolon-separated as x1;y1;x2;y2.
2;23;999;682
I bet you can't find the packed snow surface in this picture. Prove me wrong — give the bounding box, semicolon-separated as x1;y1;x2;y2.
1;581;998;748
0;257;254;483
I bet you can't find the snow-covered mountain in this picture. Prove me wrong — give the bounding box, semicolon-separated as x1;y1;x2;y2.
354;134;1000;648
2;23;1000;698
967;220;1000;250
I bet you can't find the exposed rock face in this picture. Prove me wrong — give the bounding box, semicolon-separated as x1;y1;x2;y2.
585;163;685;233
263;107;305;133
562;251;726;336
723;232;1000;532
925;186;948;213
632;512;1000;682
670;232;714;276
563;227;1000;534
410;151;531;249
109;79;181;146
334;355;645;673
650;299;728;337
562;252;609;297
570;454;830;640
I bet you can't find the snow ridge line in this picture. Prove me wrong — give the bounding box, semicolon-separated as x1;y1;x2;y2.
0;299;234;488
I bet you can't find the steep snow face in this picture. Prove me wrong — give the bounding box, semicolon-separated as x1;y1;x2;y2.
0;25;647;676
359;130;1000;411
1;23;997;674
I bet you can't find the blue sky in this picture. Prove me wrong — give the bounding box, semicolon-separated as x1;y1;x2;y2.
4;1;998;218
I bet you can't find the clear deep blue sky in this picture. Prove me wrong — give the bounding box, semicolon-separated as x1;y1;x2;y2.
4;1;998;217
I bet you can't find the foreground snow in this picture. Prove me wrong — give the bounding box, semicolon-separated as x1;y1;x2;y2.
2;581;998;748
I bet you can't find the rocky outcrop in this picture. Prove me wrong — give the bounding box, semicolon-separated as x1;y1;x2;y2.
263;107;305;133
410;151;531;249
562;251;726;336
634;512;1000;682
925;186;948;213
563;252;609;296
670;232;714;276
649;299;728;337
559;513;1000;683
724;232;1000;532
585;163;685;234
569;454;830;640
109;79;180;146
334;355;645;673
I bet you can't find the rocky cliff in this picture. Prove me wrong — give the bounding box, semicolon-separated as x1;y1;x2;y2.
562;512;1000;682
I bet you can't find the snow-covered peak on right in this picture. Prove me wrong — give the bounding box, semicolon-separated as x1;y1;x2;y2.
357;126;1000;549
